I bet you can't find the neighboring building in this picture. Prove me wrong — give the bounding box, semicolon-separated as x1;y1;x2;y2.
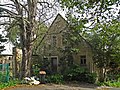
0;54;13;64
0;47;22;77
41;14;96;73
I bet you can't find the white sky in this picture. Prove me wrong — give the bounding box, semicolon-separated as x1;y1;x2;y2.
0;28;14;54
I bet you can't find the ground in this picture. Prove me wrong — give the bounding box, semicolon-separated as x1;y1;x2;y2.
3;82;120;90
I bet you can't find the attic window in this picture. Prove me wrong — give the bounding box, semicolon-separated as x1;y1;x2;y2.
52;35;57;47
80;55;86;65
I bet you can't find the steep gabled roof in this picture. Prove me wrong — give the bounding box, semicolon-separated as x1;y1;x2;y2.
40;13;92;49
36;14;66;47
48;13;68;31
48;14;69;32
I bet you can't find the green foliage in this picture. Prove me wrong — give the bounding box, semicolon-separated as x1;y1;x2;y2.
0;80;20;89
97;81;120;88
46;74;64;84
61;0;119;24
63;65;97;83
32;64;41;76
89;21;120;69
107;67;120;81
61;0;120;83
33;24;48;54
60;0;120;70
0;64;9;83
5;20;20;47
32;56;51;75
0;72;7;82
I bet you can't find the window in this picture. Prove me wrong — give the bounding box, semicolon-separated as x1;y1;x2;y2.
80;55;86;65
52;35;57;47
43;57;48;61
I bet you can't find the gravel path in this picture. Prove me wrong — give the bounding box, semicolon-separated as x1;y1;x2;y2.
4;84;96;90
3;83;120;90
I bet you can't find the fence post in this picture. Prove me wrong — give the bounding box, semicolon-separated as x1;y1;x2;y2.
6;64;9;82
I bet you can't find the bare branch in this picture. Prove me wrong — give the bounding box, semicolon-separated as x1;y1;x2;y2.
0;23;11;25
0;14;21;19
11;0;23;15
5;20;19;32
0;14;12;17
0;4;15;8
39;14;54;25
19;3;28;12
0;7;18;16
37;1;50;7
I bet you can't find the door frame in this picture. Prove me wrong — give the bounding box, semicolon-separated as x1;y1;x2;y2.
50;56;58;73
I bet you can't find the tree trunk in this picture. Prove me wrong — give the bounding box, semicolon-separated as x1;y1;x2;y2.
98;68;104;82
19;0;37;79
19;18;33;79
19;24;33;79
12;47;18;78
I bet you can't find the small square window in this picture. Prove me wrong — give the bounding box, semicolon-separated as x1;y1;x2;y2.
80;55;86;65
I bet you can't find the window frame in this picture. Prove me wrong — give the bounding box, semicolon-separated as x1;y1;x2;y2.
52;35;57;47
80;55;86;65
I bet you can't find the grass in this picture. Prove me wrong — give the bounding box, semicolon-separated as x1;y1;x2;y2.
0;80;20;89
97;81;120;88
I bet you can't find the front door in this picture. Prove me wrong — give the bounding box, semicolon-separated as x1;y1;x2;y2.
51;57;58;73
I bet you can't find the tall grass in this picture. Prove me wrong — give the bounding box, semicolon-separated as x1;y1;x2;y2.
0;80;20;89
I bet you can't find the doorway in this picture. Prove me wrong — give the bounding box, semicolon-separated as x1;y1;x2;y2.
51;56;58;73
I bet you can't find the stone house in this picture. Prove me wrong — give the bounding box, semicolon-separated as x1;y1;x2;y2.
42;14;95;73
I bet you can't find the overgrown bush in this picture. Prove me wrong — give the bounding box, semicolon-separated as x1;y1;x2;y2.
63;64;97;83
97;81;120;88
105;81;120;87
46;74;64;84
32;64;52;76
0;72;9;82
32;64;40;76
107;68;120;81
0;80;20;89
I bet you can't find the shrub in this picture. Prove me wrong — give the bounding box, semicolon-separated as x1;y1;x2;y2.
97;81;120;88
0;71;10;83
86;73;97;83
0;80;20;89
32;64;40;76
46;74;64;84
63;64;97;83
107;68;120;81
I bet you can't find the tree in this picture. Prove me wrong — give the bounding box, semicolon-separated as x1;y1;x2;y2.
88;20;120;81
60;0;119;24
0;0;58;79
60;0;119;38
0;34;7;53
60;0;120;81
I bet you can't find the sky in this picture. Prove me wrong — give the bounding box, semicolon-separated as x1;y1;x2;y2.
0;28;14;54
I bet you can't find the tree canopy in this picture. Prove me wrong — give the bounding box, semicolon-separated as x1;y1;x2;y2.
60;0;120;81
